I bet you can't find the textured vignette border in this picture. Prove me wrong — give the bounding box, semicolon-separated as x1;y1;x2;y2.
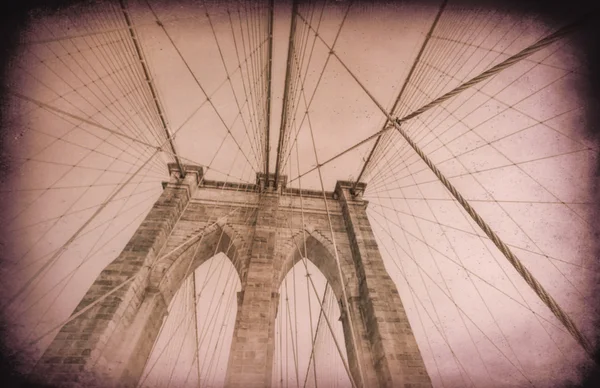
0;0;599;386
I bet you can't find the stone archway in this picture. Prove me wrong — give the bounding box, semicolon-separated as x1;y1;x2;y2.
31;170;432;388
140;250;243;387
149;222;246;308
277;228;348;302
28;170;254;388
276;228;365;387
99;221;248;386
103;222;247;387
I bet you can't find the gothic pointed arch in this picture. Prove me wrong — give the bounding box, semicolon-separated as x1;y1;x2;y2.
32;172;432;388
149;221;247;307
140;253;241;388
277;227;354;307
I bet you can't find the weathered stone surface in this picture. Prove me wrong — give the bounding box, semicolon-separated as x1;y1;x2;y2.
31;168;431;388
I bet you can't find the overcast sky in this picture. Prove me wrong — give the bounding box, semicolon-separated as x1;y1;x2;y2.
1;0;598;387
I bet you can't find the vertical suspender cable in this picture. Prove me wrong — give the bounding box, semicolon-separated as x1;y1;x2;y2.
265;0;275;175
274;0;298;185
192;271;202;386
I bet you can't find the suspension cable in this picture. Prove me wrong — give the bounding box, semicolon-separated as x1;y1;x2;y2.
294;4;595;361
274;0;299;185
390;120;595;359
395;16;590;125
265;0;275;175
290;13;589;182
352;0;448;191
118;0;184;177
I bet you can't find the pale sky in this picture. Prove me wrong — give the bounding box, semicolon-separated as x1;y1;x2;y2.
1;0;598;387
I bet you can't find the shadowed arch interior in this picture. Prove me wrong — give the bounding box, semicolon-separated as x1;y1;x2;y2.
151;224;245;307
273;259;352;387
277;229;353;310
140;254;242;387
275;229;364;387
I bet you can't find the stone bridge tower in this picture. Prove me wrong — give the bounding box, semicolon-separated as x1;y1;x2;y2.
32;164;432;388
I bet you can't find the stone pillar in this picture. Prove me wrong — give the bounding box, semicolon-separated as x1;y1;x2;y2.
339;296;380;388
336;181;432;388
31;165;201;387
225;191;280;388
102;288;168;387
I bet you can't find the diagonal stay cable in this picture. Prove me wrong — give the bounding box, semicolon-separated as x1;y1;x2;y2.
369;191;476;386
366;8;513;183
368;190;570;362
394;16;591;125
367;35;576;187
11;60;258;182
16;157;160;337
0;85;211;312
352;0;448;191
281;220;358;388
10;91;163;152
378;146;524;380
119;0;184;177
202;3;262;172
378;76;593;299
290;12;590;182
30;26;167;173
145;0;259;173
9;63;166;175
295;8;595;359
388;120;595;359
367;201;576;335
0;150;160;313
369;212;517;386
67;4;167;155
279;0;351;175
12;189;161;323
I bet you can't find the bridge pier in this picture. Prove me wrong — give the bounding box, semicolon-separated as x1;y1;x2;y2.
337;181;432;387
225;192;280;388
30;166;431;388
30;165;201;387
